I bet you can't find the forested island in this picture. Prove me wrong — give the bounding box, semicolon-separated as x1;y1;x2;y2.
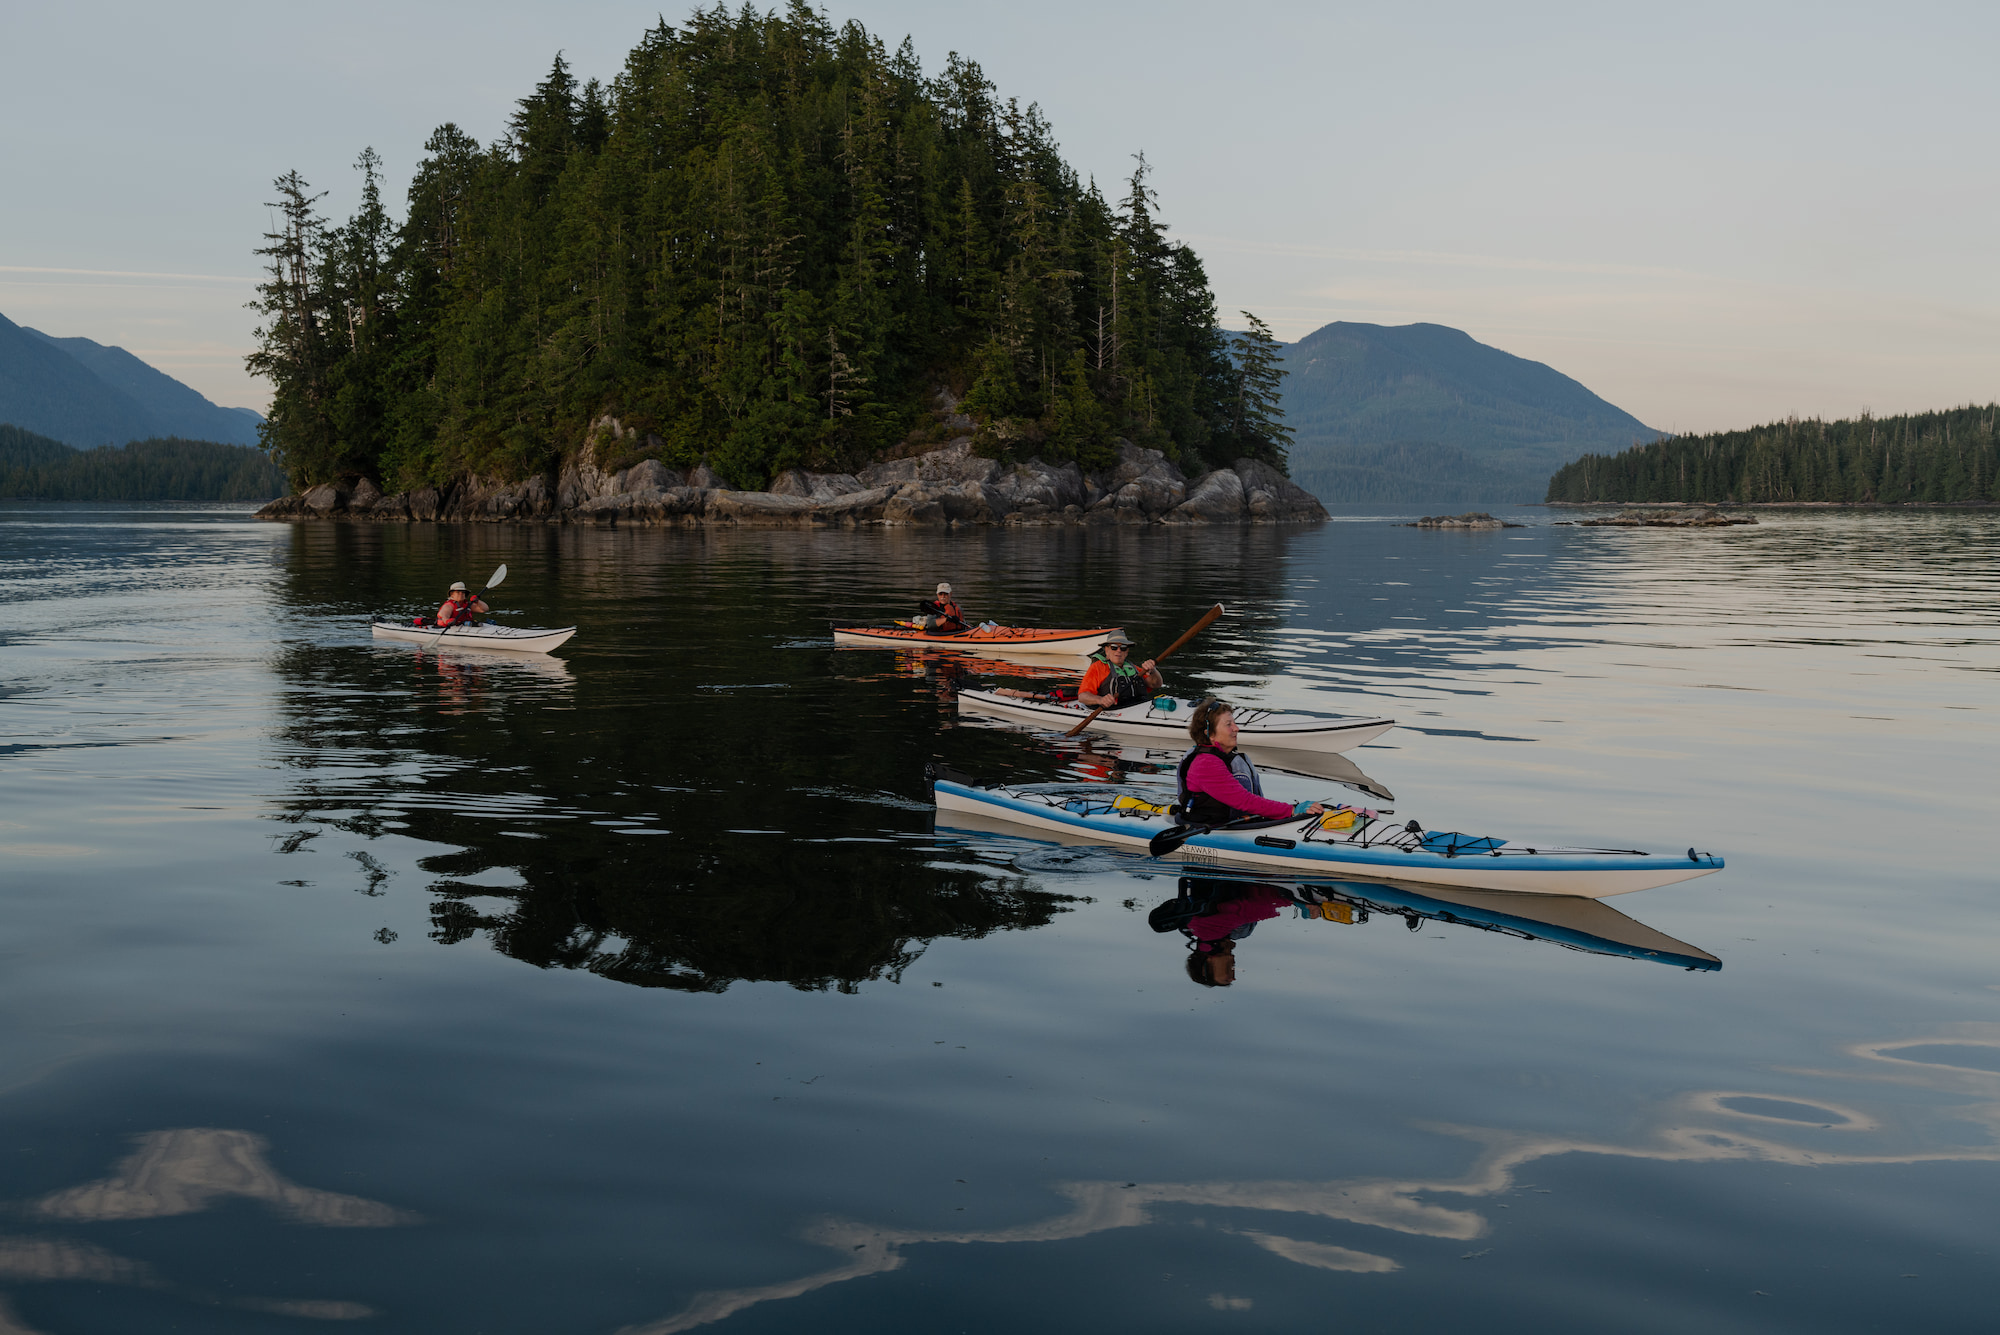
249;5;1317;527
0;424;285;502
1545;405;2000;505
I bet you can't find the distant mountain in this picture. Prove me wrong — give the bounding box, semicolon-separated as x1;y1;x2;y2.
26;327;263;445
0;310;263;448
1274;322;1660;504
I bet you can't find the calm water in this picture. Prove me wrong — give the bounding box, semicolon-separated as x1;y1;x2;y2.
0;502;1996;1334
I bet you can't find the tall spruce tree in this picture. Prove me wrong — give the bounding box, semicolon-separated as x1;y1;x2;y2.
1230;312;1293;466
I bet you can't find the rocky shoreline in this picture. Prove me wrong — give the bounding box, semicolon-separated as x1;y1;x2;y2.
255;435;1328;528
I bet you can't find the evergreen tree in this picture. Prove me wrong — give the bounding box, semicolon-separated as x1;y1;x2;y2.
246;171;343;485
1230;312;1293;466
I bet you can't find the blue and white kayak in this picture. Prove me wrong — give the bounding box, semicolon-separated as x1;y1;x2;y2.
929;776;1724;898
956;687;1395;754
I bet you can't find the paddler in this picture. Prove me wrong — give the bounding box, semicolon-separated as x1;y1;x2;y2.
1076;632;1161;709
435;581;489;629
1177;697;1330;825
916;582;967;633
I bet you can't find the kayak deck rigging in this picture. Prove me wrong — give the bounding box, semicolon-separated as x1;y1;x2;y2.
929;773;1724;898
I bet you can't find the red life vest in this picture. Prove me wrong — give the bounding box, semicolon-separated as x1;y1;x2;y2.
436;596;474;627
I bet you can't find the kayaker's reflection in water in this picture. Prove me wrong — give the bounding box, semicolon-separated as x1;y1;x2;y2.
1156;877;1308;988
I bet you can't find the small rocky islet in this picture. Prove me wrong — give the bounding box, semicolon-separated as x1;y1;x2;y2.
256;422;1327;528
1406;512;1523;529
1563;508;1758;527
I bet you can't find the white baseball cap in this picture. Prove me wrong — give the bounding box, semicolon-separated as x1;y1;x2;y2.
936;582;952;594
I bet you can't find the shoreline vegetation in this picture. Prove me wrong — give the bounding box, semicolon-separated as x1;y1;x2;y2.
1545;405;2000;505
247;6;1301;528
0;423;284;502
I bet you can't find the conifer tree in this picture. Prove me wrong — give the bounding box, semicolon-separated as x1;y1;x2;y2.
1230;312;1293;466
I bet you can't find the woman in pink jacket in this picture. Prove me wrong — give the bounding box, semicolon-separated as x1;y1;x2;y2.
1175;698;1332;827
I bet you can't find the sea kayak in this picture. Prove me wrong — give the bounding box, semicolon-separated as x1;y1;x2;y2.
957;687;1395;754
928;772;1724;898
832;625;1122;656
371;619;577;654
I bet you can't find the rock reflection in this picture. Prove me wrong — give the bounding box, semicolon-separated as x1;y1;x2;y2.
628;1025;2000;1333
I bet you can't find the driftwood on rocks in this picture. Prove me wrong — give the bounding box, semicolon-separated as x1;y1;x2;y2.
256;426;1331;530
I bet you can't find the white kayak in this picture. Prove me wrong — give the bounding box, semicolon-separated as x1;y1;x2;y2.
957;687;1395;754
929;772;1725;898
371;618;577;654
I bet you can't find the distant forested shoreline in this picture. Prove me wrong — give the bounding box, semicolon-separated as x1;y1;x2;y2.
0;424;285;501
249;5;1292;496
1545;406;2000;505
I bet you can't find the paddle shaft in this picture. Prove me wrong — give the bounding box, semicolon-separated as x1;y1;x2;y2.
424;564;507;651
1063;603;1224;738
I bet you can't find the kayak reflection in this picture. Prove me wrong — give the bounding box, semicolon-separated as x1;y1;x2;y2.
1154;874;1721;986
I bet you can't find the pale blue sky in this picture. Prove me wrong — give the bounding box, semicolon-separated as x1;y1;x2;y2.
3;0;1995;430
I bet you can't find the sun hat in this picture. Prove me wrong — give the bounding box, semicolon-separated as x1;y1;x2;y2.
1099;631;1135;647
450;581;468;591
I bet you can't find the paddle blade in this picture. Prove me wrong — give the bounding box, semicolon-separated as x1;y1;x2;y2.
486;564;508;590
1148;825;1200;858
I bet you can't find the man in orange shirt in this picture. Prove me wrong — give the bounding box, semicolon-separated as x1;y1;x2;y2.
1077;632;1161;709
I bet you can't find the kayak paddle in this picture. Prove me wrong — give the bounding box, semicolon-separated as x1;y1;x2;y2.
1147;822;1209;858
424;563;507;651
1063;603;1224;738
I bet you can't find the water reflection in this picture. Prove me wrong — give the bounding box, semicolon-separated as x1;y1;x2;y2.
0;1129;409;1326
265;525;1317;994
31;1127;415;1226
1153;872;1720;988
629;1024;2000;1332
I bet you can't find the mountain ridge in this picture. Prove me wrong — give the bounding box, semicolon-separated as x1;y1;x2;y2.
1275;321;1660;503
0;309;263;448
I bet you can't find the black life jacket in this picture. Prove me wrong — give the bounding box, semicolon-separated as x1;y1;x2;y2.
1086;649;1152;707
1175;743;1265;826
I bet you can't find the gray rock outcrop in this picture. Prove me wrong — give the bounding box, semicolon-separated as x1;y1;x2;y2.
256;421;1329;529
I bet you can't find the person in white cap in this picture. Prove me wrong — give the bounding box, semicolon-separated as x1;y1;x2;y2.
916;581;966;632
435;581;489;629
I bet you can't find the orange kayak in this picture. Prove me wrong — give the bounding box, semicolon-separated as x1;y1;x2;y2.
831;624;1123;656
